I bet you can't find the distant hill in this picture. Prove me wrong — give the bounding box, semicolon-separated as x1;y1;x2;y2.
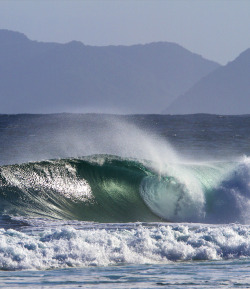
0;29;220;114
165;48;250;114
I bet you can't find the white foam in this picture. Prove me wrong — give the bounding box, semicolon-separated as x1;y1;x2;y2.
0;224;250;270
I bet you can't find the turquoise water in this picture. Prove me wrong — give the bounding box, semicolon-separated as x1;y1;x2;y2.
1;114;250;288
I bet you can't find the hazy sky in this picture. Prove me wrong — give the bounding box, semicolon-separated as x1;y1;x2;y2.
0;0;249;64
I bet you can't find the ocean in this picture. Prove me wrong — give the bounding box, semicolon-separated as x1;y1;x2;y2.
0;113;250;288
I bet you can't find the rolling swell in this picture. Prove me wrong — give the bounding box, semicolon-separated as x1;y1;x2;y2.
0;154;250;224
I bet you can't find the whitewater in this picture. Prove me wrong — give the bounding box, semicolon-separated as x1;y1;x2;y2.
0;113;250;288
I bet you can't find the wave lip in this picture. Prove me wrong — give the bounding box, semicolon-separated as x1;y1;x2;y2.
0;224;250;270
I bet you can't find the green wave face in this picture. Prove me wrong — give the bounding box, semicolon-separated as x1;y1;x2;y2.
0;155;161;222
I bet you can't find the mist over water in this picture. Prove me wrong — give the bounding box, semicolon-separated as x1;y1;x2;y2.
1;113;248;166
0;114;178;166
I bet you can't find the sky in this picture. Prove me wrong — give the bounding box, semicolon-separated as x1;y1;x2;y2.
0;0;250;65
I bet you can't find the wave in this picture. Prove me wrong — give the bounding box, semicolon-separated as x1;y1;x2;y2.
0;154;250;223
1;223;250;270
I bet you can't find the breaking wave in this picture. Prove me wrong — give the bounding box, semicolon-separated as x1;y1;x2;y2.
0;154;250;224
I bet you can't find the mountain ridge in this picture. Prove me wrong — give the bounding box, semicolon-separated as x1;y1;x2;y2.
0;29;220;114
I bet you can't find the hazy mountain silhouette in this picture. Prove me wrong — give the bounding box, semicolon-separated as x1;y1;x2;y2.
0;29;219;114
165;48;250;114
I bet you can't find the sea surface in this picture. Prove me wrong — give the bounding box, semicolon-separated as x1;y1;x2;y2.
0;113;250;288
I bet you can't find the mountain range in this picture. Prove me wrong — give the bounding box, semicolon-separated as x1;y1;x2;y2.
0;29;220;114
1;29;249;115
